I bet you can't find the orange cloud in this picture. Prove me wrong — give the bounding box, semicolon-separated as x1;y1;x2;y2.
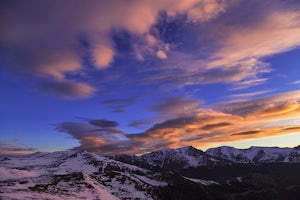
135;90;300;152
57;90;300;154
156;50;168;59
94;46;115;68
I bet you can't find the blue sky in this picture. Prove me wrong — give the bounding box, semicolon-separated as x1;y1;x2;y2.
0;0;300;155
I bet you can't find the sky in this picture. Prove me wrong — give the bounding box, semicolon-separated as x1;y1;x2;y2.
0;0;300;156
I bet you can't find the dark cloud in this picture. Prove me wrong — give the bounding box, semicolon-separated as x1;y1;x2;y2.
282;127;300;131
0;141;37;156
88;128;124;134
37;80;95;99
55;121;136;154
147;116;199;132
231;130;261;136
150;96;201;115
89;119;119;128
101;97;139;112
201;122;232;130
128;119;155;129
181;132;218;142
56;122;124;139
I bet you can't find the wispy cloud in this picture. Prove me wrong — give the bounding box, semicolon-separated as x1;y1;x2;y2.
150;96;201;116
226;90;273;99
0;141;37;156
100;96;139;112
289;80;300;85
76;117;119;128
142;1;300;90
37;80;96;99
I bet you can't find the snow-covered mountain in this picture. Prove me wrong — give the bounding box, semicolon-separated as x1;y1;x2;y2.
111;145;300;171
1;145;300;199
0;149;167;200
206;145;300;164
110;146;231;171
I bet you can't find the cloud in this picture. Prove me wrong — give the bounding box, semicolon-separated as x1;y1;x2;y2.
56;121;129;154
289;80;300;85
128;119;156;129
0;141;37;156
2;0;300;100
205;5;300;88
231;130;260;136
89;119;119;128
213;90;300;117
141;1;300;90
1;0;230;99
143;54;271;90
209;10;300;69
201;122;232;130
94;46;115;68
57;90;300;154
76;117;119;128
37;80;96;99
150;96;201;116
101;96;139;112
226;90;272;99
156;50;168;59
282;126;300;131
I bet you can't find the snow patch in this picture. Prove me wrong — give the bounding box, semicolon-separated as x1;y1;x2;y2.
184;177;219;185
0;167;38;180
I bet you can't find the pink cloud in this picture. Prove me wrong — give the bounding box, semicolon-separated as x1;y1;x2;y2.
38;80;96;99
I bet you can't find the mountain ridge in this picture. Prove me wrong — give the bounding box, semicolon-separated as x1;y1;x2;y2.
1;145;300;199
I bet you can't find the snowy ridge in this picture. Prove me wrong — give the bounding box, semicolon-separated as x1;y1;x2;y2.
206;145;300;163
120;146;222;170
111;145;300;173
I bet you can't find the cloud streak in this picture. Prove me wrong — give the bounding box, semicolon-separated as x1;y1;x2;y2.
0;142;37;156
57;90;300;154
37;80;95;99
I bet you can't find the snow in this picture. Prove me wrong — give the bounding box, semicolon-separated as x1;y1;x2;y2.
236;177;243;182
0;167;38;180
54;153;98;175
0;149;163;200
133;174;168;186
83;173;120;200
183;177;219;185
206;146;300;163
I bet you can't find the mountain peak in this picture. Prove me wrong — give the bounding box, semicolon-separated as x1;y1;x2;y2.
294;145;300;150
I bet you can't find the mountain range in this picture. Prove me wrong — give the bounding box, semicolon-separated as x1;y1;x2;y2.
1;145;300;199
